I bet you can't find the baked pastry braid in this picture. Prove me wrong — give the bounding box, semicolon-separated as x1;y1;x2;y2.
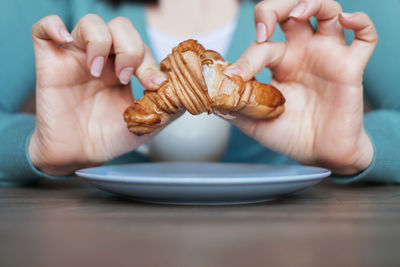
124;39;285;135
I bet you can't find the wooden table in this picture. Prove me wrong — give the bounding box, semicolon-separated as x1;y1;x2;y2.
1;178;399;267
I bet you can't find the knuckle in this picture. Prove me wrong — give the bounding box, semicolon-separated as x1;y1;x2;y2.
109;16;133;26
372;31;378;42
87;38;111;50
120;48;144;61
356;11;367;17
366;25;378;42
81;13;103;23
88;29;112;44
35;14;60;26
359;12;371;22
331;1;342;13
254;1;269;20
254;1;267;14
115;42;145;59
32;15;61;34
254;1;278;23
354;11;370;23
314;0;322;9
31;21;41;33
356;12;378;42
44;14;62;23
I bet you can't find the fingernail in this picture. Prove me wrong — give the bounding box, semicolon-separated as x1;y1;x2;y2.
59;28;73;43
91;56;104;77
224;66;242;77
289;2;306;18
119;67;134;85
256;22;267;43
340;12;354;19
152;75;168;86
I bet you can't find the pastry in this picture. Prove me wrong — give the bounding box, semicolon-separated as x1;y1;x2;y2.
124;39;285;135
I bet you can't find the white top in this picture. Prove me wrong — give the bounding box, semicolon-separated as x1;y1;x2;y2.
147;16;237;61
143;17;237;161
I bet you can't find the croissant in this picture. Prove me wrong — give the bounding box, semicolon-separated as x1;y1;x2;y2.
124;39;285;135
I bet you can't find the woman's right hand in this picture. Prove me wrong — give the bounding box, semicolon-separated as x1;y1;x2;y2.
28;14;167;176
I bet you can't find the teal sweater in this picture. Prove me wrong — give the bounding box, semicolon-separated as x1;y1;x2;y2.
1;0;399;186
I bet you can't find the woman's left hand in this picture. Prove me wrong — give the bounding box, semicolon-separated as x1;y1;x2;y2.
225;0;377;175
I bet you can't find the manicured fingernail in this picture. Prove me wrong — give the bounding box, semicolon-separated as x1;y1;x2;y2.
59;28;73;43
119;67;134;85
340;12;354;19
256;22;267;43
152;75;168;86
90;56;104;77
289;2;306;18
224;66;242;77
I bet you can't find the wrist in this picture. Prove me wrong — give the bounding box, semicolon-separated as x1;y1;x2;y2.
28;132;83;176
332;131;374;175
28;132;44;172
353;130;374;173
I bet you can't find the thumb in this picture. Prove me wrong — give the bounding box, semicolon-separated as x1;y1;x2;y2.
224;41;286;81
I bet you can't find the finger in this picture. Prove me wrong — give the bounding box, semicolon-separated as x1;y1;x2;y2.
135;45;168;90
293;0;344;40
224;41;286;81
31;15;73;55
339;12;378;62
316;16;346;43
108;17;167;88
254;0;300;42
71;14;112;77
289;0;341;21
108;17;144;85
254;0;344;43
279;18;314;43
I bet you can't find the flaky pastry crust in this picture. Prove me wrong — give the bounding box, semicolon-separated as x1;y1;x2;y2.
124;39;285;135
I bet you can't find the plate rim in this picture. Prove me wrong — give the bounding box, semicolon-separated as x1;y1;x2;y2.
75;162;331;185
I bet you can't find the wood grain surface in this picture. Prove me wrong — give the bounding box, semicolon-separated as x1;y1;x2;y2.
1;178;399;267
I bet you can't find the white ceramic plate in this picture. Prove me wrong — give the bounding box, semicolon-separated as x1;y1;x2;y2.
76;162;331;205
